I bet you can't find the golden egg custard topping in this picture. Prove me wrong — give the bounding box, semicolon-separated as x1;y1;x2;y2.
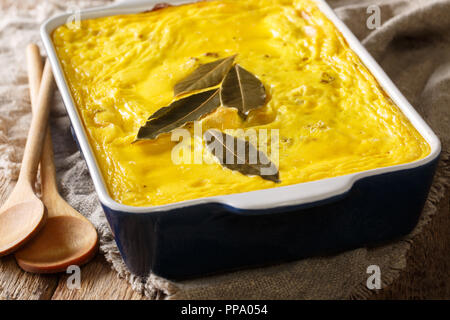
53;0;430;207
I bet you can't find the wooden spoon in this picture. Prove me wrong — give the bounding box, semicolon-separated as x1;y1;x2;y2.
0;48;55;256
14;44;98;273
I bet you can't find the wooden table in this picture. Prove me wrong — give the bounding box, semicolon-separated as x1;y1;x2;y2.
0;189;448;300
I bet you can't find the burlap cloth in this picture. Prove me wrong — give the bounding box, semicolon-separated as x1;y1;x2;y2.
0;0;449;300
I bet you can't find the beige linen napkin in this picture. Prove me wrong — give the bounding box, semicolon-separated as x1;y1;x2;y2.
0;0;449;299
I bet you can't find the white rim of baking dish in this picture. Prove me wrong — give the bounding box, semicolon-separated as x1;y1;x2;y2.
41;0;441;213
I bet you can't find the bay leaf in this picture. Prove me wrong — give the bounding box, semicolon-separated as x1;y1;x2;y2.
204;129;280;183
174;55;237;96
146;105;171;120
136;89;220;141
220;64;266;117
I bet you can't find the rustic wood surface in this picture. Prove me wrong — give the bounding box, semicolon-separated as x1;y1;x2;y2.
51;256;147;300
0;189;448;300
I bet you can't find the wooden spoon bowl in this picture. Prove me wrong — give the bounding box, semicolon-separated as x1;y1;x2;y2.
15;215;98;273
0;197;46;256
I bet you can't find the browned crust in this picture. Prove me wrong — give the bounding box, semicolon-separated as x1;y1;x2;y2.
142;2;173;13
142;0;209;14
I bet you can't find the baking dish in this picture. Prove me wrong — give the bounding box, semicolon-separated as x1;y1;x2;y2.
41;0;441;279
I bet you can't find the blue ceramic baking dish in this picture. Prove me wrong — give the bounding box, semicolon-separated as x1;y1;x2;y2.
41;0;441;279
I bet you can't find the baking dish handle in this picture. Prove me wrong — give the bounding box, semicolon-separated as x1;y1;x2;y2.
217;175;356;211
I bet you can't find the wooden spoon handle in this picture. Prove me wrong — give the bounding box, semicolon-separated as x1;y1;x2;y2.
26;44;58;196
18;51;55;185
27;44;44;108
